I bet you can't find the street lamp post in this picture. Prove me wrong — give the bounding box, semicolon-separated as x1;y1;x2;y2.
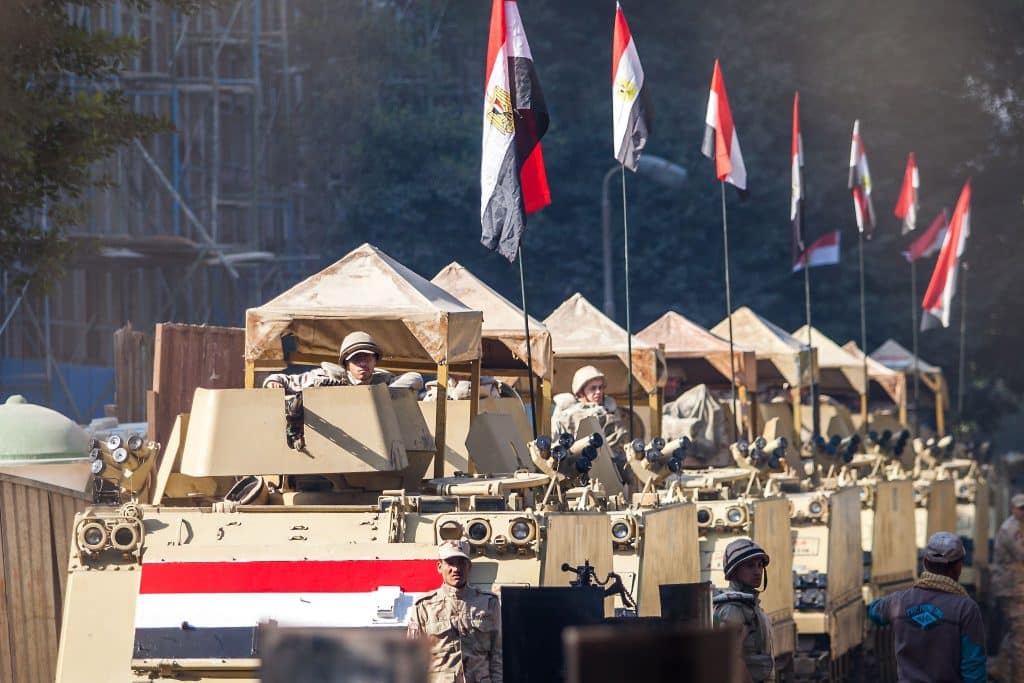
601;154;687;318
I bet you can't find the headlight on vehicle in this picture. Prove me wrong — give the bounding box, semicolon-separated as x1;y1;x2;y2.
466;519;491;546
508;518;536;545
438;520;463;541
77;520;108;553
111;522;141;552
726;506;746;525
696;507;713;527
609;518;636;544
808;499;824;517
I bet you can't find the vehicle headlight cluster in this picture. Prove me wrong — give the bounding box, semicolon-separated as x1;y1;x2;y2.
793;570;827;611
435;515;538;552
75;502;145;559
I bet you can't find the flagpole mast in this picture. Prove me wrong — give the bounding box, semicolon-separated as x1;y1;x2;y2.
858;229;869;430
803;251;817;437
517;243;539;440
621;167;636;442
910;257;920;434
721;181;739;442
957;260;969;422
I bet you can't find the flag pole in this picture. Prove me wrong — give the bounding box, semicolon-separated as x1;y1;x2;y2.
858;229;869;431
957;260;969;422
621;166;635;442
910;257;921;434
720;181;739;442
517;242;539;440
803;251;818;438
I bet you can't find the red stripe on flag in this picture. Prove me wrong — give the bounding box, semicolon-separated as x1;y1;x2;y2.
612;4;632;80
522;143;551;214
710;60;735;181
485;0;506;84
139;560;440;595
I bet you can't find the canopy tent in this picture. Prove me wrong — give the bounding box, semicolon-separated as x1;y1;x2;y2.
842;341;908;417
870;338;948;435
431;262;553;381
243;243;484;476
710;307;817;389
638;311;757;393
544;293;666;436
245;243;482;368
792;325;867;396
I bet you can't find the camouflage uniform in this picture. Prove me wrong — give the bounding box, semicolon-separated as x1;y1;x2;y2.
714;581;776;682
551;396;629;455
994;512;1024;681
407;583;502;683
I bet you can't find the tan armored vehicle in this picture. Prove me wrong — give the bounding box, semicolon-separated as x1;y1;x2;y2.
56;245;700;682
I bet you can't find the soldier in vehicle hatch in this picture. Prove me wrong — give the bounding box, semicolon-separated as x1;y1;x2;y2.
714;538;776;683
262;331;423;448
551;365;630;471
407;540;502;683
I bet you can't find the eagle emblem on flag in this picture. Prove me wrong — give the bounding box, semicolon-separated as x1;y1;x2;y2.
615;78;637;101
486;86;514;135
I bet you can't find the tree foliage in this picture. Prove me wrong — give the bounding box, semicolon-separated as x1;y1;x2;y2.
0;0;172;289
293;1;1024;430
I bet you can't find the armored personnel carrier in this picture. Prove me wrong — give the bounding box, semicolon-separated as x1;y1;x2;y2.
56;246;701;682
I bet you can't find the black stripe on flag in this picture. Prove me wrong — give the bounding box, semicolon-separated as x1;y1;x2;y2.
617;91;651;171
481;142;526;261
510;55;549;155
134;626;259;660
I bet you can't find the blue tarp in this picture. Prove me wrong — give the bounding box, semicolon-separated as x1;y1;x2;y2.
0;358;115;423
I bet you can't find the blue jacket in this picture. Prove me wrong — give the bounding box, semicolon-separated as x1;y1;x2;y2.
868;581;986;683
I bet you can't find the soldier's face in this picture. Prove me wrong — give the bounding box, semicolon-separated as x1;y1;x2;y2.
579;379;606;405
346;352;377;382
731;557;766;589
438;557;471;588
1014;506;1024;522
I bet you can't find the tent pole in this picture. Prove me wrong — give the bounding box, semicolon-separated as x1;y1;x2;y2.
433;363;448;478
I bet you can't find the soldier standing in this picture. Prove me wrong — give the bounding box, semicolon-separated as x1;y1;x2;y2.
408;540;502;683
714;538;775;683
551;366;630;469
993;493;1024;680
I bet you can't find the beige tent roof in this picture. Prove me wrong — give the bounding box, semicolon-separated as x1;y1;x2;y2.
638;311;757;391
245;243;482;366
544;292;664;395
843;341;906;406
711;307;816;387
792;325;866;395
870;339;943;375
431;262;552;379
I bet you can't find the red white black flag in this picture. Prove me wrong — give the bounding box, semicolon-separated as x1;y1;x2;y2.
921;182;970;330
792;230;841;272
612;3;650;171
791;92;805;265
904;208;949;263
701;60;747;194
848;120;876;237
894;152;920;235
480;0;551;262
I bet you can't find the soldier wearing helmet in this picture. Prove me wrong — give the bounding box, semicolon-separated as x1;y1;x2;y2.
262;331;423;448
407;540;502;683
551;365;630;471
263;331;424;391
714;538;775;683
991;493;1024;680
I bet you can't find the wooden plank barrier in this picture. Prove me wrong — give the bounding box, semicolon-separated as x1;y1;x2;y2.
0;472;89;683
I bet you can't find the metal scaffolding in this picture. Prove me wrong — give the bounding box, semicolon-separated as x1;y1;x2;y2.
0;1;307;421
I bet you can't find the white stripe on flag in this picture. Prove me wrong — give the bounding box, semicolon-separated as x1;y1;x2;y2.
480;48;513;218
727;132;746;190
504;2;533;59
134;591;430;629
612;36;643;156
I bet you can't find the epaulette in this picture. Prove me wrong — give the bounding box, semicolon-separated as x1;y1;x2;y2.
414;590;440;605
712;590;757;606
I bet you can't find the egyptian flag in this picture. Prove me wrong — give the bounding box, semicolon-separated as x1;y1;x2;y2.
894;152;920;234
701;60;747;194
921;181;970;330
612;3;650;171
792;231;841;272
480;0;551;262
791;92;805;266
904;208;949;263
848;120;876;237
